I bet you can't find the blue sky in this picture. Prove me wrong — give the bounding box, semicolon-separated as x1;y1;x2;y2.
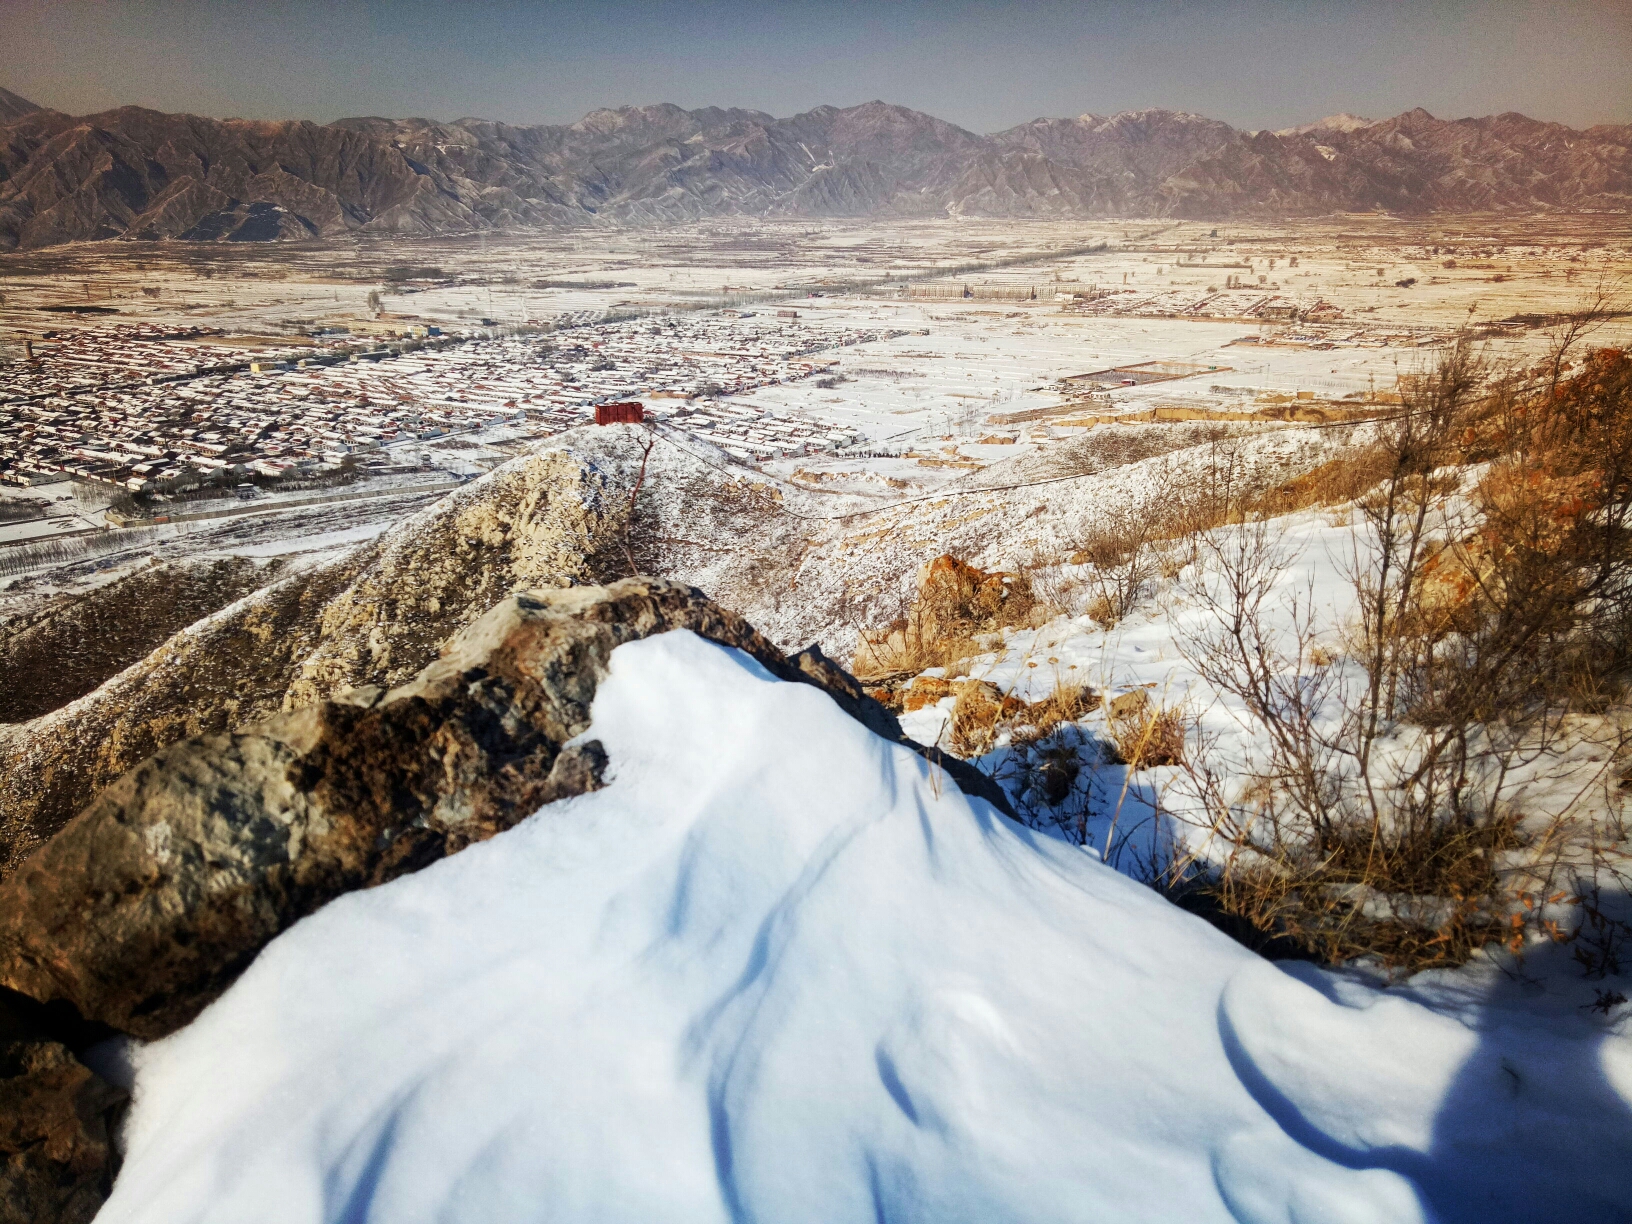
5;0;1629;130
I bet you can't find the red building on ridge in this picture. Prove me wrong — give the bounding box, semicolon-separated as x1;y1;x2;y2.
594;401;645;425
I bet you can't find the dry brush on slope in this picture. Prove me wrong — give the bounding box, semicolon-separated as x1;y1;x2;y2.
0;557;289;725
1169;338;1632;971
0;414;1387;883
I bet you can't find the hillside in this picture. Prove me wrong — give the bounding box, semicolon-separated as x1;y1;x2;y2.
2;343;1631;1221
0;94;1627;248
0;419;1344;877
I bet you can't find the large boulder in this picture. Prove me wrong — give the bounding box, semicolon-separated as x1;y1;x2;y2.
0;579;1008;1042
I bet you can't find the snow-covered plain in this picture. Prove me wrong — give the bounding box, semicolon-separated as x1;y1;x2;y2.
98;631;1632;1223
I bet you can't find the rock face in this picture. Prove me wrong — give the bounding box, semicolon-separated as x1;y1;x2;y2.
0;991;124;1224
0;448;628;878
0;578;1005;1042
1;95;1627;247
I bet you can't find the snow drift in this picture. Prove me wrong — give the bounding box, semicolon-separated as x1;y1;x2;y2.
99;632;1632;1223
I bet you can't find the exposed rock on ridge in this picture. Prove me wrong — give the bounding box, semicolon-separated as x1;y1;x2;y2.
0;990;123;1224
0;578;1001;1041
0;447;628;877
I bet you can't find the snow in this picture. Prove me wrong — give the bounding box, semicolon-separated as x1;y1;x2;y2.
99;631;1632;1223
220;518;397;558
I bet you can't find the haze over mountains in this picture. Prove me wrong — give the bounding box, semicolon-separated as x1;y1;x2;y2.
0;87;1627;249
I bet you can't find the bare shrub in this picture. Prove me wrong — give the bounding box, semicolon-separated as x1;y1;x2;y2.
1071;506;1159;625
1196;811;1530;970
1023;556;1092;618
1169;331;1632;973
1060;434;1392;631
1572;881;1632;978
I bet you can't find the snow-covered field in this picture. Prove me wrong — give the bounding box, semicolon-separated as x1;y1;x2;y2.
95;631;1632;1223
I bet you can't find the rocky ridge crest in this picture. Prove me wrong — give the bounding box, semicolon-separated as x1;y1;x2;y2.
0;447;627;877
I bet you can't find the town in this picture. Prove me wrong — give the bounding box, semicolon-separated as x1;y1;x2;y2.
0;312;897;495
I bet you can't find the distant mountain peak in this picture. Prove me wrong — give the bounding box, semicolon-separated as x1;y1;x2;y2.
1109;107;1213;123
1275;112;1374;136
0;86;43;124
0;95;1625;249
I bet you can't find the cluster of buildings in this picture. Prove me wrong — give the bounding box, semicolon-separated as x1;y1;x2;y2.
657;401;863;460
2;324;280;397
0;314;902;493
1066;287;1344;323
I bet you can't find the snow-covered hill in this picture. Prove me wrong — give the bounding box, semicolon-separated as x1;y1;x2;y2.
96;631;1632;1223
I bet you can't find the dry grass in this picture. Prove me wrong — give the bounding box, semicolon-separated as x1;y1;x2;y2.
1193;813;1536;970
1085;594;1119;628
1054;441;1397;635
1108;700;1188;769
898;670;1105;764
0;557;286;723
854;554;1055;679
1017;683;1102;740
946;679;1032;758
1168;335;1632;975
1244;450;1398;519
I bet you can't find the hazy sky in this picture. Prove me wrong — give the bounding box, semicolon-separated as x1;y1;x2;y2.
5;0;1629;132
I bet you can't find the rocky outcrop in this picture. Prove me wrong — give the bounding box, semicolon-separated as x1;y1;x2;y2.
0;448;628;878
0;578;1005;1042
854;554;1044;679
282;448;624;706
0;991;123;1224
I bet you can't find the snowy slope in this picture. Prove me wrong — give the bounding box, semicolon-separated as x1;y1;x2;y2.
560;416;1366;659
99;631;1632;1223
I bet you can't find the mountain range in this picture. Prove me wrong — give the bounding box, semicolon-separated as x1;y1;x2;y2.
0;88;1627;248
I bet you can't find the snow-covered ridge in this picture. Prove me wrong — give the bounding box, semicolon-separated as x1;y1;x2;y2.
101;632;1632;1223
